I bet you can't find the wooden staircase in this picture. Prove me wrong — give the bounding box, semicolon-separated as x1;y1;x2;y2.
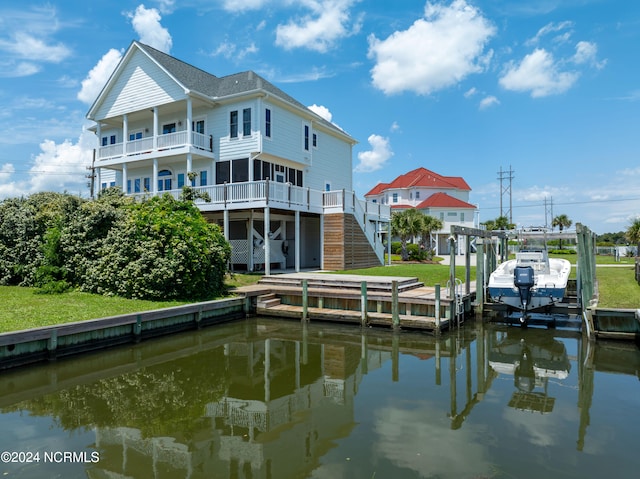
323;213;382;270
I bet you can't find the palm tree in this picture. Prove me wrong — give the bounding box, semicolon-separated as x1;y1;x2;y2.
552;214;572;249
482;215;515;231
419;214;443;260
391;208;424;261
626;217;640;256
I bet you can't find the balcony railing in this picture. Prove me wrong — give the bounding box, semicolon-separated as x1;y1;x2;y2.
98;131;212;160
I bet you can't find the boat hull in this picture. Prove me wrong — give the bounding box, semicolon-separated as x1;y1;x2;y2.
488;286;567;311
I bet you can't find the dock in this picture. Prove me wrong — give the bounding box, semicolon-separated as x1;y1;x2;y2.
236;273;476;333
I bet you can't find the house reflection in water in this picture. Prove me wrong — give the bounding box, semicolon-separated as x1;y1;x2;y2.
92;328;391;478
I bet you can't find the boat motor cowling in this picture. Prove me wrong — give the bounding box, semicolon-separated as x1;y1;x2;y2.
514;266;535;311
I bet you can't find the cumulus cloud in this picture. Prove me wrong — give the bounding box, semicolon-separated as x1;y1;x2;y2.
479;95;499;109
128;4;173;53
0;129;95;199
308;104;332;122
573;41;606;69
499;48;579;97
275;0;362;53
367;0;495;95
355;134;393;173
77;48;123;105
212;40;258;61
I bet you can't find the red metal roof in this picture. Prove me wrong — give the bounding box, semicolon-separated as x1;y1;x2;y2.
365;167;470;196
416;192;476;209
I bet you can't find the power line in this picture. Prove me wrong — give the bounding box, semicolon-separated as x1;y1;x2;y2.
480;196;640;212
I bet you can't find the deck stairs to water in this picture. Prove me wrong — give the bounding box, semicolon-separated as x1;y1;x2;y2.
233;273;476;333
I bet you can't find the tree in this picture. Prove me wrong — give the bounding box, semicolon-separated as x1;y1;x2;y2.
391;208;424;261
552;214;572;250
626;217;640;256
482;215;515;231
419;214;443;260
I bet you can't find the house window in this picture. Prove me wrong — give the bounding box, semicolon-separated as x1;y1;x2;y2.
312;133;317;148
129;131;142;141
415;191;420;199
243;108;251;136
440;213;444;221
157;170;172;191
461;212;465;222
162;123;176;134
134;178;141;193
101;182;107;190
109;181;116;187
372;199;377;203
216;161;230;184
232;158;249;183
410;192;413;200
230;111;238;138
110;135;116;145
325;182;331;192
101;137;108;146
274;164;285;183
304;125;310;151
178;173;185;188
265;108;271;138
448;212;456;217
144;178;150;192
127;180;131;194
193;120;205;134
200;170;208;186
392;193;398;203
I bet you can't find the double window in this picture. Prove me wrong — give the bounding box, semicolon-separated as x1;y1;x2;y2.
230;108;252;138
265;108;271;138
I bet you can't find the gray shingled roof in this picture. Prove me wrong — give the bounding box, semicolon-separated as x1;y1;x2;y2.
136;41;349;139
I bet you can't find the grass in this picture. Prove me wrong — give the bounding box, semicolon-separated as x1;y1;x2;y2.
0;286;188;333
595;266;639;309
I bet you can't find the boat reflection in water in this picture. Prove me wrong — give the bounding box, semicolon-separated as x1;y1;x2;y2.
1;318;640;478
488;327;571;414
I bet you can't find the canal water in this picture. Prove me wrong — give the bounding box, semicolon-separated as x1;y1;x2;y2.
1;317;639;479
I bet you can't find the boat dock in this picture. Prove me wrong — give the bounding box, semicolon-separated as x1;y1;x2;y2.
236;272;475;334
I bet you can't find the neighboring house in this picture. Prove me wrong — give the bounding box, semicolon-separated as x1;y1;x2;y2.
365;167;478;254
87;41;389;273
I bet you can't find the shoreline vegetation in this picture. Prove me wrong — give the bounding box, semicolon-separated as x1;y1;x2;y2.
0;257;637;334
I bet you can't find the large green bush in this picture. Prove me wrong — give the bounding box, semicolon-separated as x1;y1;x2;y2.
83;194;230;300
0;190;231;300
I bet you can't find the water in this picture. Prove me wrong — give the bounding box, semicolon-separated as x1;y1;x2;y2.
1;318;639;479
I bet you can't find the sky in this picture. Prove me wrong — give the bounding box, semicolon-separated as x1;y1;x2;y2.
0;0;638;236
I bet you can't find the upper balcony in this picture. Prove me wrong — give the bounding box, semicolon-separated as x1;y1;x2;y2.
97;131;214;165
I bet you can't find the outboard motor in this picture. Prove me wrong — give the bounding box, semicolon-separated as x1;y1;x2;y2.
514;266;535;318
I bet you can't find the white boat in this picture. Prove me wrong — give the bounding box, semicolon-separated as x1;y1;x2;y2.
488;230;571;318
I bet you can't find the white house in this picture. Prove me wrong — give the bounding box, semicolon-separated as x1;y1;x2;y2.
87;41;389;273
365;167;478;255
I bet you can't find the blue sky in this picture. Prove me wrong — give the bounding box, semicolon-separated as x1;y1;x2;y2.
0;0;638;235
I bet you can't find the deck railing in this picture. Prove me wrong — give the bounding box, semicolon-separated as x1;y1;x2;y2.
98;131;212;160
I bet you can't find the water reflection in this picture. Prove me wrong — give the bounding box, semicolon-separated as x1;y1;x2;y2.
1;318;639;478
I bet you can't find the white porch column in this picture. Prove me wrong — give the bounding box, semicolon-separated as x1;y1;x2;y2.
223;209;229;241
295;210;301;272
186;97;192;140
152;158;158;195
122;163;128;193
186;153;193;184
264;207;271;276
248;211;254;272
152;107;158;149
122;114;128;156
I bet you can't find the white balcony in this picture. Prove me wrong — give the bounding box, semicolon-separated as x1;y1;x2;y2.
98;131;213;163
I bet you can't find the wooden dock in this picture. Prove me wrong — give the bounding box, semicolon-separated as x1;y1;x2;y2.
235;273;476;333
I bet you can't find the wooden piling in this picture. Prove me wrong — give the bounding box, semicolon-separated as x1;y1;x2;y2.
361;281;368;326
391;280;399;329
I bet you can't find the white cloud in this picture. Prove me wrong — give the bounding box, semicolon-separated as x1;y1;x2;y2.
367;0;495;95
275;0;362;53
390;121;400;132
526;21;574;46
222;0;268;13
77;48;123;105
308;104;332;122
0;61;40;78
573;41;606;69
128;4;173;53
212;41;258;60
355;134;393;173
499;48;579;97
0;32;71;63
0;129;95;199
479;95;499;109
464;87;478;98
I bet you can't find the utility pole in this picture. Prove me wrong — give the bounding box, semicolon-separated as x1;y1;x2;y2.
497;165;515;224
86;149;96;199
544;196;554;229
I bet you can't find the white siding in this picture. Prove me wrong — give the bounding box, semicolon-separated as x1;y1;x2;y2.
214;100;260;160
260;102;312;166
95;50;186;120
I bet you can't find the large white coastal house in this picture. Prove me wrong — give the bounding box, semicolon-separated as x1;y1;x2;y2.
87;41;389;273
365;167;479;255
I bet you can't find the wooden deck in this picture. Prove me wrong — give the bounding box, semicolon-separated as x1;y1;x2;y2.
235;273;475;333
